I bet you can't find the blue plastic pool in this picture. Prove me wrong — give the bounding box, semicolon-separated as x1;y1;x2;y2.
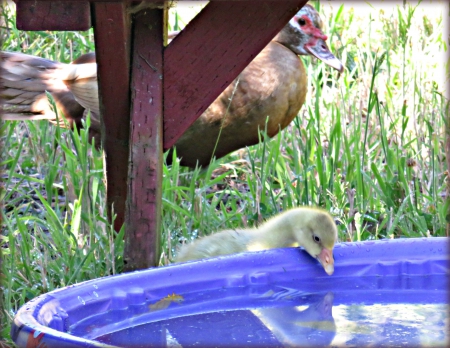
11;237;449;347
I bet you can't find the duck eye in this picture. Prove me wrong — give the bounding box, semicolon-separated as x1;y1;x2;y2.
298;18;306;26
313;235;320;243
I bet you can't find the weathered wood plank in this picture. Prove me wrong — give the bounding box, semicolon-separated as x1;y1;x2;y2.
92;2;131;232
15;1;91;31
124;7;164;270
163;0;307;149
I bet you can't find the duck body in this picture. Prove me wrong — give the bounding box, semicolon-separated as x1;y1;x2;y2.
175;207;338;275
172;41;307;167
172;4;343;167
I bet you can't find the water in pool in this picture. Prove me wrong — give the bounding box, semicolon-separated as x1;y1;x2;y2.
70;275;448;347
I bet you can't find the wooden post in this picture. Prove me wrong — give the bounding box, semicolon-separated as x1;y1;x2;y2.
124;6;164;270
93;2;131;232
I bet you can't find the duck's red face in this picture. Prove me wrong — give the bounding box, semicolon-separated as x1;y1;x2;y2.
276;4;343;73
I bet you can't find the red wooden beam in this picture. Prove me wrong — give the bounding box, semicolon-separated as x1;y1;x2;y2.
163;0;307;149
124;7;164;270
93;3;131;232
14;1;91;31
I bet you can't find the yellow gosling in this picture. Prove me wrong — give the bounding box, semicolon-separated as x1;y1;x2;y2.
175;207;338;275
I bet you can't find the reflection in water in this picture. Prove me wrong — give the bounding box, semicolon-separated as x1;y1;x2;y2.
253;292;336;347
162;291;337;347
331;303;448;347
88;281;448;348
94;290;336;347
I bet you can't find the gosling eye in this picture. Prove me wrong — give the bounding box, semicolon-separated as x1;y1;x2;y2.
313;235;321;243
298;18;306;26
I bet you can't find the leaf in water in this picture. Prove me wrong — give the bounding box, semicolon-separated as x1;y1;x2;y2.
149;293;184;312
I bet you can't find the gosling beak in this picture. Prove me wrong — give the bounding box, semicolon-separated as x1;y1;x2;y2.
305;38;344;73
317;247;334;275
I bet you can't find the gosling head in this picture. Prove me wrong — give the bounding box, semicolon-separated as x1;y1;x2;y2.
288;208;338;275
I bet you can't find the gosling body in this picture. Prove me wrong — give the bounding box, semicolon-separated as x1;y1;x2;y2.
175;207;338;275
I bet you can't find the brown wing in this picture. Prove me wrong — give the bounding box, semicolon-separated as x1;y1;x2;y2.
1;51;86;128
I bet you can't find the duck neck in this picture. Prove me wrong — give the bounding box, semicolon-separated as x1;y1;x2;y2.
247;212;298;251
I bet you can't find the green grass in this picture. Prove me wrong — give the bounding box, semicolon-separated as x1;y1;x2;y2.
1;1;448;344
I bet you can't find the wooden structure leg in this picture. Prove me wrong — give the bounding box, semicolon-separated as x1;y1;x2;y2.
93;2;131;232
124;8;164;270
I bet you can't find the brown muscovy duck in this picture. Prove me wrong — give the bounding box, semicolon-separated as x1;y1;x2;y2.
1;4;342;167
175;207;338;275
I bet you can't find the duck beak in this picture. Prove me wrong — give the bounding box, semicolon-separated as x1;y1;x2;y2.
317;247;334;275
305;38;344;73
